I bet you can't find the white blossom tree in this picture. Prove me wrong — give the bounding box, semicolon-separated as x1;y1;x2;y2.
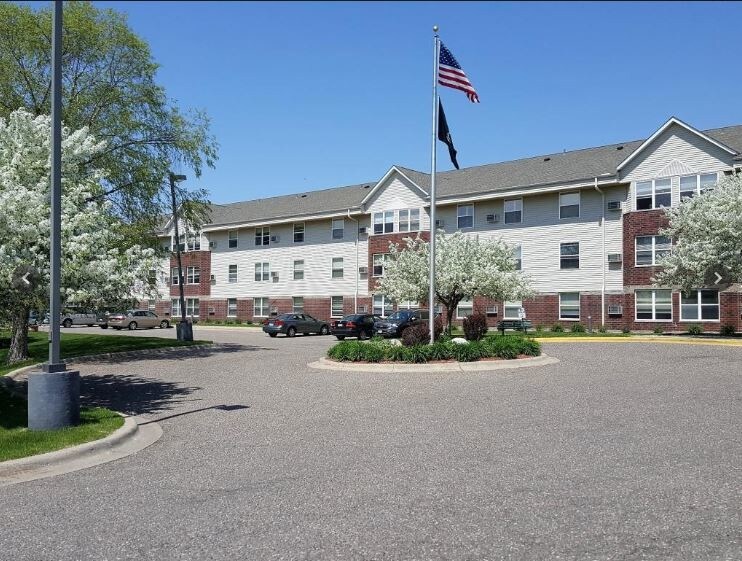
654;174;742;292
377;231;533;333
0;109;158;364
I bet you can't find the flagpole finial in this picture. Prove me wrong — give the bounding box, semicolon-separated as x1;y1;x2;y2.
433;25;439;33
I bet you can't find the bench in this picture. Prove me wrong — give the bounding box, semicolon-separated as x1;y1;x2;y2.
496;319;533;335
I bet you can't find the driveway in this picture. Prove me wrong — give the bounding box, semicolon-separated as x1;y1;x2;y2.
2;330;741;560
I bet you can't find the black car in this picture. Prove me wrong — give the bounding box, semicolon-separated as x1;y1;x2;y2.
374;309;430;338
331;314;380;340
262;313;330;337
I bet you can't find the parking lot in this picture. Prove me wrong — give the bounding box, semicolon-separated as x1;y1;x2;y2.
2;327;741;560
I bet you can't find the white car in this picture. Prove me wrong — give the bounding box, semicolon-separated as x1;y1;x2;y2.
60;311;99;328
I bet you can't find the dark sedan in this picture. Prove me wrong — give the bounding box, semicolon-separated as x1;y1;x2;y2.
331;314;379;340
374;309;430;338
262;313;330;337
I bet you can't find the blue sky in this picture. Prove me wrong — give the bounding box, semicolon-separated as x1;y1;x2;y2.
88;1;741;204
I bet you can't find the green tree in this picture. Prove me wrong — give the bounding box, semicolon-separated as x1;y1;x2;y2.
0;1;217;237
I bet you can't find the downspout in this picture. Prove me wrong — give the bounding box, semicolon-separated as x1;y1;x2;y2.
347;209;359;313
594;178;606;327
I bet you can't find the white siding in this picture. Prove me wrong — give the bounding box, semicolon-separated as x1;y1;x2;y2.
365;175;430;231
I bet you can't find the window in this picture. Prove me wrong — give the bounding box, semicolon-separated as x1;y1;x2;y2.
255;226;270;246
398;209;421;232
186;298;199;317
293;223;305;243
331;296;344;318
228;264;238;283
680;290;719;321
384;211;394;233
228;229;238;248
293;260;304;280
148;299;156;312
399;209;410;232
332;219;344;239
559;192;580;219
513;245;522;270
635;235;672;266
560;242;580;269
173;234;186;252
457;204;474;229
187;266;200;284
332;257;344;278
398;300;419;310
187;233;201;251
559;292;580;320
227;298;237;317
373;294;394;316
680;173;717;200
635;289;672;321
171;298;180;317
504;198;522;224
373;212;383;235
254;297;269;317
456;300;473;319
636;178;671;210
409;209;420;231
504;301;522;320
372;253;388;277
254;262;270;281
171;267;180;285
292;297;304;313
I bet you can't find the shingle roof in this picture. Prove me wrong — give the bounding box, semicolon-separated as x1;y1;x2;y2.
199;123;742;229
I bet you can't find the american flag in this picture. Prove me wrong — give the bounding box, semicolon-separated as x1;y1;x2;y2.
438;42;480;103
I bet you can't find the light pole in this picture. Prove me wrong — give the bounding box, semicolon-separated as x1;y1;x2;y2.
169;172;193;341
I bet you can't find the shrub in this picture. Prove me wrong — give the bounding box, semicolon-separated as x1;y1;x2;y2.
570;323;586;333
535;324;544;333
653;326;664;334
598;325;607;334
462;312;488;341
720;325;736;336
450;341;482;362
622;327;631;334
687;324;703;336
551;324;564;333
401;317;444;346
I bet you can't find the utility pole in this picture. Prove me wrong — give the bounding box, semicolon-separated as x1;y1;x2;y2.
169;172;193;342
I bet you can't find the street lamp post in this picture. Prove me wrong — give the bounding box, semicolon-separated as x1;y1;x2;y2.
169;172;193;342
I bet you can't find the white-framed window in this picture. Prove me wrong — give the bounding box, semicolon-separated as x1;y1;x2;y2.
255;226;270;246
373;212;383;235
504;198;522;224
228;264;238;283
254;262;270;282
504;301;523;320
560;242;580;269
332;219;344;239
373;294;394;317
680;289;719;321
384;211;394;233
559;192;580;219
148;299;156;312
292;297;304;314
227;298;238;317
187;233;201;251
293;260;304;280
171;298;180;317
636;178;671;210
332;257;344;278
398;300;419;310
331;296;344;318
559;292;580;320
680;173;717;200
513;244;522;270
171;267;180;285
372;253;388;277
293;223;305;243
456;300;473;319
457;204;474;229
399;209;421;232
186;298;199;317
635;289;672;321
635;235;672;266
254;297;269;317
228;229;238;248
187;266;200;284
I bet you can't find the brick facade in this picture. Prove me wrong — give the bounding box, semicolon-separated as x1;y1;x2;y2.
623;210;670;286
169;251;211;297
368;232;430;292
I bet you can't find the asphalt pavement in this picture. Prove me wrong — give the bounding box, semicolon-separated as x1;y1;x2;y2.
1;327;740;560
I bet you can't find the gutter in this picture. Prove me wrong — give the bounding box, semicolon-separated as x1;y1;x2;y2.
594;177;606;328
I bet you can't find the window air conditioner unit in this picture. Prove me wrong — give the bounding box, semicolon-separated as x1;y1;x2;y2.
359;305;367;312
209;241;217;249
435;219;444;227
209;274;216;282
358;226;368;235
607;253;622;263
208;306;215;314
486;214;499;224
359;266;368;275
271;272;279;282
270;235;280;243
608;305;623;315
607;201;622;211
485;305;498;316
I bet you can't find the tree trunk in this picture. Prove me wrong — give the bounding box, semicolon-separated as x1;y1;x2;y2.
446;307;455;336
7;305;30;364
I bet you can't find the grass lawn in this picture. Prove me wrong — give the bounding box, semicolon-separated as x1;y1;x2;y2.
0;331;209;377
0;386;124;462
528;330;630;338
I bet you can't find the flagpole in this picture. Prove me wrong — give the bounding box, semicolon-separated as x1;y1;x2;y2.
429;26;440;344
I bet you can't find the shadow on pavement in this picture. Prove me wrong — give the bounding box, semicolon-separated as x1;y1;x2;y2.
139;404;250;425
71;343;272;365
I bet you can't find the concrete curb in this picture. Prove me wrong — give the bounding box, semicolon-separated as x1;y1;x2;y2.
308;353;559;373
0;414;163;487
536;336;742;346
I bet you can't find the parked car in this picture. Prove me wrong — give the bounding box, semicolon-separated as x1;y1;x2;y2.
262;313;330;337
331;314;380;340
374;309;430;338
107;310;170;331
60;309;99;328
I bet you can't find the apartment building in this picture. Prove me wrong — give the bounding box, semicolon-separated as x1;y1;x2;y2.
147;117;742;332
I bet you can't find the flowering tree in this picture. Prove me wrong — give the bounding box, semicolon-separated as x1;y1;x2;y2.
654;174;742;292
0;109;158;364
377;231;532;333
